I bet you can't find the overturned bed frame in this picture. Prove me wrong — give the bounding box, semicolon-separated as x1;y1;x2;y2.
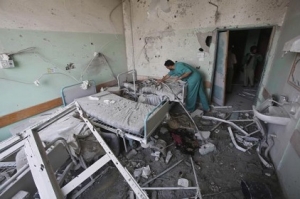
0;99;169;198
21;102;149;199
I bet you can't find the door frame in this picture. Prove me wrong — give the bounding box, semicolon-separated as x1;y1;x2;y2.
211;30;229;106
210;25;276;105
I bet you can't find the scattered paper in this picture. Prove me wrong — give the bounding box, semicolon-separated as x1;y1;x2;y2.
197;52;205;61
89;96;99;101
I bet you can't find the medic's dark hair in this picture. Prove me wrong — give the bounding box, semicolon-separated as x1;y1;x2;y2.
164;60;175;67
250;46;257;52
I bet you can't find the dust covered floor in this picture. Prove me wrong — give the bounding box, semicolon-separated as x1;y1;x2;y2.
225;83;258;110
78;104;284;199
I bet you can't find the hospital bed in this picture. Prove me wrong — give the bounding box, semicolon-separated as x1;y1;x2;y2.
58;78;169;146
75;91;169;146
117;70;188;104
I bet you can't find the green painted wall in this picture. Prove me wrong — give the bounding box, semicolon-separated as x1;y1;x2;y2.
0;29;127;140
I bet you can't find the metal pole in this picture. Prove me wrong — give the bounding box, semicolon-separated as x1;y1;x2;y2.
244;122;255;128
228;119;254;122
202;116;249;136
142;159;183;186
211;114;231;132
190;156;202;199
232;110;253;112
228;127;246;152
0;164;29;193
58;162;74;187
248;129;260;136
141;187;198;190
161;82;205;140
211;105;232;109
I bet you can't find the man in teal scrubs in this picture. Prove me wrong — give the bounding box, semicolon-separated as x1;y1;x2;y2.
159;60;210;112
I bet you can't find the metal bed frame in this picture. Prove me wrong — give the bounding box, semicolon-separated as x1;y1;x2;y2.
86;98;170;148
1;99;165;199
18;102;149;199
0;104;77;163
61;80;97;106
1;79;170;161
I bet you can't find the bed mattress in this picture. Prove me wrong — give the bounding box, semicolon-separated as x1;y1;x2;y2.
75;91;156;135
139;79;185;101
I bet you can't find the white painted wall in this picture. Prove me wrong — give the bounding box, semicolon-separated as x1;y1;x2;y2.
0;0;124;34
123;0;288;92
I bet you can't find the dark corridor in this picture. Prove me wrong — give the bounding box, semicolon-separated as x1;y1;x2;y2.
225;27;273;108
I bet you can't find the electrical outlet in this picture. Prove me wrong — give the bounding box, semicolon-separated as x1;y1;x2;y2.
0;60;15;69
94;52;102;57
34;80;40;86
66;63;75;70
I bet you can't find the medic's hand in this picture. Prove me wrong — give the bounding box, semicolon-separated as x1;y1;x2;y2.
157;79;163;83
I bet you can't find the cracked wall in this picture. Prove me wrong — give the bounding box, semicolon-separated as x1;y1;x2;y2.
123;0;288;96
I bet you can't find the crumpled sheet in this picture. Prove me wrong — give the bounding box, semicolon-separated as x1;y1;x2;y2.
121;78;184;103
139;78;185;101
38;111;91;157
138;94;166;106
76;91;156;135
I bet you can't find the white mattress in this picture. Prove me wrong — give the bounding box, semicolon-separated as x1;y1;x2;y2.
75;91;156;135
140;79;184;101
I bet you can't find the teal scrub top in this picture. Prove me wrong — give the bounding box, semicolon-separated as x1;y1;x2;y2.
168;62;201;81
167;62;210;111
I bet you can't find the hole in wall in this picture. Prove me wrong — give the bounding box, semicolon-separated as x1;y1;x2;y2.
205;36;212;47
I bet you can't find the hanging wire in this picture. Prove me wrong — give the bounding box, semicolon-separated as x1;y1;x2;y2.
35;72;80;83
80;55;98;81
32;52;80;82
0;77;33;85
6;47;36;56
109;0;126;40
101;54;117;80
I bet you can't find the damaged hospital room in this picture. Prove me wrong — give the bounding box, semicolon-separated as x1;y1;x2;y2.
1;0;300;199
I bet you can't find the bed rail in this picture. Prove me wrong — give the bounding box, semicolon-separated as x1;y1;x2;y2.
88;99;169;145
117;69;138;99
144;100;169;141
117;69;137;87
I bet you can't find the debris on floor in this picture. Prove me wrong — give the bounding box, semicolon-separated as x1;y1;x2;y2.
126;149;138;159
190;109;203;118
0;99;285;199
199;142;216;155
165;151;173;164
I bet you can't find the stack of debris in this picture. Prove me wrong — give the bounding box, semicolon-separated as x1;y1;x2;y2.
0;99;278;199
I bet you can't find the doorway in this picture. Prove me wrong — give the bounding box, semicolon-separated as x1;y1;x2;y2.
212;27;273;109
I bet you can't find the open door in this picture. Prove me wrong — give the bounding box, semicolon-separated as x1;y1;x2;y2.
212;31;229;105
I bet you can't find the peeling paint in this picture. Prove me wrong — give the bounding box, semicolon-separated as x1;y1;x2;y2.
196;32;213;53
144;36;162;62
